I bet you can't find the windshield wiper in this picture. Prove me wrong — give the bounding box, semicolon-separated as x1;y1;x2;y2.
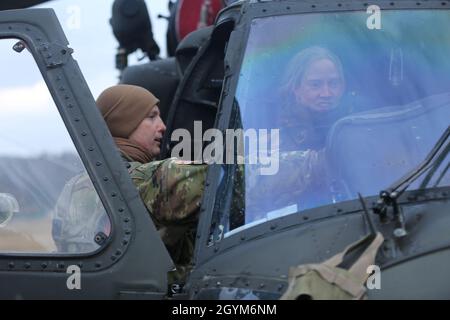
388;125;449;195
373;125;450;237
433;162;450;188
419;141;450;189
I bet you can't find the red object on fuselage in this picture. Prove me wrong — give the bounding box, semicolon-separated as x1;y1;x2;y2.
175;0;224;41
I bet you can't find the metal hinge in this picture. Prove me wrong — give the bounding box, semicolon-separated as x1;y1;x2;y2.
38;42;73;68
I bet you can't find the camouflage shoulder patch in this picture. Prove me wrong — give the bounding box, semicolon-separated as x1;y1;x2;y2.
172;159;197;165
169;158;207;165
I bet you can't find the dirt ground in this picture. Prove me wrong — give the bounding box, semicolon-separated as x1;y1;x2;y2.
0;216;56;253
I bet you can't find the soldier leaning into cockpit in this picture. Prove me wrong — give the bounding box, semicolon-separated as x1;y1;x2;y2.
53;85;207;283
97;85;207;273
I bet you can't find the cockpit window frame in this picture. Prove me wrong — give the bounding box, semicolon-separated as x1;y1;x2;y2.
0;8;173;286
194;0;450;266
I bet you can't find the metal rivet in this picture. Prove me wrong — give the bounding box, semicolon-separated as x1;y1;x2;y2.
94;233;104;244
88;146;94;151
277;284;284;291
116;250;122;256
41;263;47;269
95;262;102;268
67;104;73;108
96;161;102;166
103;177;109;181
24;263;31;269
74;118;80;122
118;208;124;213
59;87;65;91
216;281;221;287
8;262;15;269
123;217;130;223
125;229;131;235
303;216;309;220
82;132;88;137
111;256;117;261
111;192;117;197
122;239;128;245
65;95;70;100
259;283;265;289
270;224;277;230
240;236;246;241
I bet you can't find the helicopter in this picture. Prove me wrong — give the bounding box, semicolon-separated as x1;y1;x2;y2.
0;0;449;300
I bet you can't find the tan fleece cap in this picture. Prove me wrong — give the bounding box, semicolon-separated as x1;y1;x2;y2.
96;84;160;138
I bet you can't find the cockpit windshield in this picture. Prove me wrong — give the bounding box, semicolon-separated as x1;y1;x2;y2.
216;9;450;237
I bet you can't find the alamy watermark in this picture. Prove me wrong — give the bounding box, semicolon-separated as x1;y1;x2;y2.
170;121;280;175
66;265;81;290
366;264;381;290
66;5;81;30
367;5;381;30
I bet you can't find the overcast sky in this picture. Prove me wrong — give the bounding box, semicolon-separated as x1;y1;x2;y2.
0;0;170;156
35;0;171;97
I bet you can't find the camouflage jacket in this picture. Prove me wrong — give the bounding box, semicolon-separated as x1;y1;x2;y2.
126;157;207;266
53;156;207;269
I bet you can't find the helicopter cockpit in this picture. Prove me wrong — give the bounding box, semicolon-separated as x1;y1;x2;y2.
213;8;450;237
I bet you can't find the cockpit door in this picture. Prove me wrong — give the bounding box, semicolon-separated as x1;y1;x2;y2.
0;8;173;299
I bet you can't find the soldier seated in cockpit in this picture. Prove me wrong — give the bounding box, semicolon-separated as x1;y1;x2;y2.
245;47;348;219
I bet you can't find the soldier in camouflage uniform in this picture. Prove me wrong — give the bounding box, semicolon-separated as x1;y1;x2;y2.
257;47;348;211
53;85;207;282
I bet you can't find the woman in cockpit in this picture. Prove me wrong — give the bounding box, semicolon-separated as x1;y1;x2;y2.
279;46;347;151
246;47;349;220
269;47;348;210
